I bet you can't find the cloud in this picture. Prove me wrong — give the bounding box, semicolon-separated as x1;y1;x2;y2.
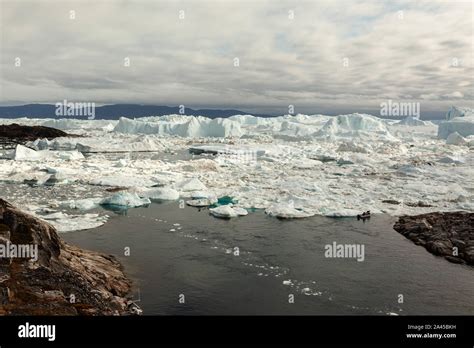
0;0;472;113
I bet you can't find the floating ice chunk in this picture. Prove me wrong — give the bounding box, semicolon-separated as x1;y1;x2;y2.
38;211;108;232
59;198;100;210
138;187;180;200
265;203;314;219
282;280;292;286
91;175;157;187
209;205;248;218
115;159;128;167
13;145;84;161
446;132;467;146
42;118;82;130
58;151;84;161
395;116;429;126
31;138;51;150
100;192;151;207
176;178;207;191
396;164;424;176
438;113;474;139
191;191;217;201
186;198;214;207
316;114;396;140
13;145;43;161
102;123;115;132
337;141;372;153
438;156;465;164
445;106;474;120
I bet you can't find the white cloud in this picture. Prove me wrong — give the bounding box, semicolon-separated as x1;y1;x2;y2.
0;0;472;113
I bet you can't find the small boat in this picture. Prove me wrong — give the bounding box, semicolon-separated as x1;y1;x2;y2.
357;211;371;220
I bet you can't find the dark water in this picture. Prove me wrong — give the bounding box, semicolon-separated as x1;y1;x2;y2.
63;203;474;315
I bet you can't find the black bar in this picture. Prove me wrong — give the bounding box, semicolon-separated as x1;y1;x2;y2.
0;316;472;346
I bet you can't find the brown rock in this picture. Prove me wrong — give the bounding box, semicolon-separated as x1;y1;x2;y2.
394;211;474;266
0;198;137;315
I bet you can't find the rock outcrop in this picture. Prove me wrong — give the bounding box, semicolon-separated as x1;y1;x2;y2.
0;198;136;315
0;123;68;140
394;212;474;265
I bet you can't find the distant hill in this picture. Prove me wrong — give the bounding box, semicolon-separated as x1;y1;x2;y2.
0;104;272;119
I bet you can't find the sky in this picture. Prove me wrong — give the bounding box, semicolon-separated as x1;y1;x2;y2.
0;0;472;116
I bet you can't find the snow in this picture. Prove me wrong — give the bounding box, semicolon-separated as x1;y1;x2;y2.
100;192;151;207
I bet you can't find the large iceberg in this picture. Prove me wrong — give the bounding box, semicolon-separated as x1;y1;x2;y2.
445;106;473;120
438;106;474;139
114;116;243;138
315;114;396;140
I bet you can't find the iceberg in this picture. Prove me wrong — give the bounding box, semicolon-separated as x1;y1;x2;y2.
438;106;474;139
13;144;43;161
445;106;474;120
446;132;467;146
100;192;151;208
59;198;100;210
114;116;243;138
209;205;248;218
39;211;108;232
438;118;474;139
176;178;207;192
138;187;180;200
315;114;397;141
13;144;84;161
395;116;430;126
265;203;314;219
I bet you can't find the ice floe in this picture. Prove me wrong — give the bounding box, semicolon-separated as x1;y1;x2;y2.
209;205;248;218
100;192;151;207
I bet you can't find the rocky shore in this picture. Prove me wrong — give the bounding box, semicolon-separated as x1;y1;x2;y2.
394;212;474;266
0;123;70;149
0;198;137;315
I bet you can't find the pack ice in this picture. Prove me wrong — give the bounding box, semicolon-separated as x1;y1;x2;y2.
0;107;473;232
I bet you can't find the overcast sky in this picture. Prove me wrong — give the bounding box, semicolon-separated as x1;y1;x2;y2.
0;0;472;115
